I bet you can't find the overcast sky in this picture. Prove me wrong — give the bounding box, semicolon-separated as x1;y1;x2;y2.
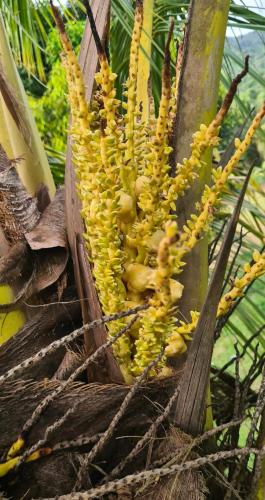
56;0;265;37
238;0;264;10
227;0;265;36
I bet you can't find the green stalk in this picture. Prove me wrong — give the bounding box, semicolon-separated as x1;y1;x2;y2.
173;0;230;429
174;0;230;316
252;407;265;500
136;0;154;121
254;454;265;500
0;14;55;198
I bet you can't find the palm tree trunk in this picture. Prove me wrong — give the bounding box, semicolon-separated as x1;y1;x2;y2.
174;0;230;318
172;0;230;434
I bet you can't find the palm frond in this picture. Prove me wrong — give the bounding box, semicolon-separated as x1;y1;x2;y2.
0;0;51;80
2;0;265;87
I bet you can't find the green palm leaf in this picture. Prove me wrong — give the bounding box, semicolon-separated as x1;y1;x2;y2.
0;0;51;80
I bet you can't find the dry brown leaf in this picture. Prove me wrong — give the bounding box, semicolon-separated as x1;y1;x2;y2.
0;150;68;308
25;187;66;250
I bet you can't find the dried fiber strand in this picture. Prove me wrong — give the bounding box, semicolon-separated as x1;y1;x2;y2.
5;317;138;465
53;434;102;452
212;324;265;380
22;317;138;437
0;306;146;385
225;367;265;500
74;350;164;490
151;418;243;469
15;404;79;469
105;382;181;481
40;447;261;499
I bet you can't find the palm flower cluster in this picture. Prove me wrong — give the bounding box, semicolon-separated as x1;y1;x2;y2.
166;249;265;347
51;1;265;382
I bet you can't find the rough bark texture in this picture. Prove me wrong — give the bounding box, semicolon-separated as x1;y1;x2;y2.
0;146;40;243
0;186;68;312
0;289;81;381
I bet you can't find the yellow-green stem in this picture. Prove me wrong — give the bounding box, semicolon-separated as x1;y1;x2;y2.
172;0;230;431
0;14;55;198
174;0;230;316
136;0;154;122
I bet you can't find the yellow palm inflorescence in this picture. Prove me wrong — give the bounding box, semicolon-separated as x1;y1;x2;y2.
217;250;265;316
165;250;265;353
52;1;265;381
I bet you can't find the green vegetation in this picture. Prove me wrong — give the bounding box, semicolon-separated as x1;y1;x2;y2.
23;20;85;182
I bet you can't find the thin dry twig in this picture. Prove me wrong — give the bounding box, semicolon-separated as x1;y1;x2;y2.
151;418;243;469
104;383;181;482
221;227;244;295
21;317;138;439
240;344;260;411
16;403;80;468
233;344;241;422
208;219;228;264
8;317;139;472
246;367;265;449
40;446;261;500
0;306;146;385
212;324;265;381
208;462;243;500
74;350;164;490
53;434;102;452
224;367;265;500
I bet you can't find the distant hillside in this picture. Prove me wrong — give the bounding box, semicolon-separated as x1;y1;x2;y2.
226;31;265;58
225;31;265;80
225;31;265;104
224;31;265;154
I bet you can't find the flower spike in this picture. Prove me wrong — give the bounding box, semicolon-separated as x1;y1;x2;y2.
167;56;250;207
166;249;265;356
123;0;144;193
55;0;264;380
171;103;265;274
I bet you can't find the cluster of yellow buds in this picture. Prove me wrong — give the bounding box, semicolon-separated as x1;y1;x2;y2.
165;250;265;353
131;222;184;375
52;1;265;381
218;250;265;316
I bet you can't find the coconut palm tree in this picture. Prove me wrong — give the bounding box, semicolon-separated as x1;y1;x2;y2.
0;1;265;498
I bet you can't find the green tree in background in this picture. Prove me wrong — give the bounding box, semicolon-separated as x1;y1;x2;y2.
28;21;85;165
